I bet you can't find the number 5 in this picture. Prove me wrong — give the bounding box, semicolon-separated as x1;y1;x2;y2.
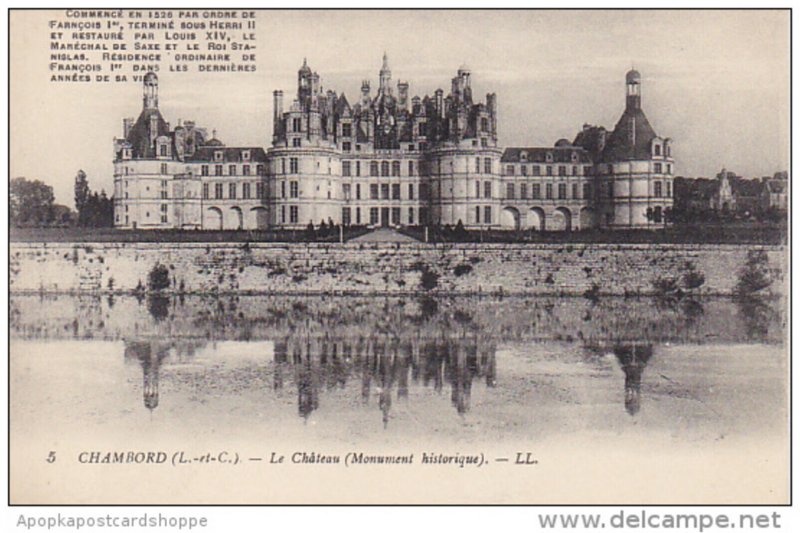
46;451;56;463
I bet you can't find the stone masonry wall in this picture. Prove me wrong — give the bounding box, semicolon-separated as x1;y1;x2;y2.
9;242;787;296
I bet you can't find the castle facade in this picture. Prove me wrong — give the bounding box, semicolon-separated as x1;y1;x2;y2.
113;57;673;231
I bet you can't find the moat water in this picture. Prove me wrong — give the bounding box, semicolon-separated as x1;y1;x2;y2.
9;294;789;503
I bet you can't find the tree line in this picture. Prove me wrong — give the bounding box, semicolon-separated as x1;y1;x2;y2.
10;170;113;228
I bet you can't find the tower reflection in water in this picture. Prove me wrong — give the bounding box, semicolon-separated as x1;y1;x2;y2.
273;332;497;426
613;343;654;416
122;333;497;426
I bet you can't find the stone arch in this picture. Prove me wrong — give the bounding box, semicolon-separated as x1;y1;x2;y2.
551;207;572;232
579;207;595;230
500;206;521;230
228;206;244;230
205;207;223;230
250;206;269;229
528;207;546;231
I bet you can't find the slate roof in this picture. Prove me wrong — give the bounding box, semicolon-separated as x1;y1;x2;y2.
125;108;170;159
501;147;593;164
602;107;659;162
188;147;268;163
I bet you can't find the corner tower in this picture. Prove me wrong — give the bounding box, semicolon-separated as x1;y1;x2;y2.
598;69;674;228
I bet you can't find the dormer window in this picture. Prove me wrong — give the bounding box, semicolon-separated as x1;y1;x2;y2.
520;151;528;162
242;150;251;161
546;152;553;163
654;144;662;156
214;150;223;162
123;148;132;160
571;151;578;162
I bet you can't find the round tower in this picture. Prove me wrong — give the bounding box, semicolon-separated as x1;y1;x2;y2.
143;71;158;109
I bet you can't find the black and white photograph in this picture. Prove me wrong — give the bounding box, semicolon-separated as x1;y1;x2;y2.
7;8;790;508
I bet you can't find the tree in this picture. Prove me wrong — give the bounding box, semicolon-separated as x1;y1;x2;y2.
74;170;90;223
74;170;114;227
10;177;55;227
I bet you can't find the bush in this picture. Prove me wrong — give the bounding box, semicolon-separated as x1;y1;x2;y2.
453;263;473;277
735;250;772;296
147;263;171;292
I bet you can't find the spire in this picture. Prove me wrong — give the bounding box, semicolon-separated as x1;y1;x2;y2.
379;53;392;95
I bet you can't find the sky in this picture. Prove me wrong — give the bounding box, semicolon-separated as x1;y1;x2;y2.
10;9;790;206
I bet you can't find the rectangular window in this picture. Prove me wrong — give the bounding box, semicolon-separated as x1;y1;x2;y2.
483;181;491;198
355;161;361;177
392;161;401;177
256;182;265;199
290;205;298;223
342;141;351;152
654;162;663;173
532;184;541;199
506;183;515;199
370;207;379;225
342;123;352;137
342;183;351;200
558;183;567;199
520;183;527;199
572;183;578;199
381;184;390;200
356;183;362;200
292;117;302;133
229;164;237;176
475;205;481;224
290;181;299;198
484;206;492;224
484;159;492;174
408;184;414;200
215;165;223;176
161;163;168;174
546;183;553;199
583;183;591;199
408;208;415;225
370;184;379;200
160;189;168;200
215;183;223;199
257;164;265;175
356;207;361;224
381;161;390;177
391;207;401;225
342;161;351;177
532;165;540;176
281;181;286;199
521;165;528;176
408;161;414;176
243;182;251;199
666;181;672;198
655;145;662;156
243;165;250;176
281;205;286;223
654;181;663;197
558;166;567;177
392;183;401;200
342;207;351;225
667;164;672;175
290;158;299;173
546;166;553;177
160;144;167;157
572;166;578;176
229;183;237;199
476;158;481;174
370;161;379;176
203;183;209;199
201;165;209;176
506;165;515;176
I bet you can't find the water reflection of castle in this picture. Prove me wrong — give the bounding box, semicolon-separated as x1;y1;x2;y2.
122;332;498;426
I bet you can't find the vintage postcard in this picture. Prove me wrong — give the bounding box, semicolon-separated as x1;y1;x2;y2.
8;9;790;505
